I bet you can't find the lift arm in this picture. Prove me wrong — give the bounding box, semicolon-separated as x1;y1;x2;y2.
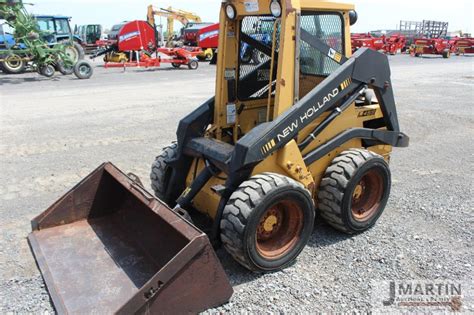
230;47;409;172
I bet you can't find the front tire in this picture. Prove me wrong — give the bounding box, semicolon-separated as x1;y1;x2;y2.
150;143;178;204
56;60;74;75
221;173;315;272
318;149;391;234
40;64;55;77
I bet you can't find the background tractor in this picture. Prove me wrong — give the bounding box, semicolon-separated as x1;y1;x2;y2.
0;0;91;78
28;0;408;313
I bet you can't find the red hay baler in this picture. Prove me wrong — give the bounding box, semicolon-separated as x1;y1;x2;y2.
410;38;452;58
449;37;474;55
93;20;200;70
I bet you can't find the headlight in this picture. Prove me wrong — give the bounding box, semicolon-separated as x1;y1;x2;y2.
225;4;236;20
270;0;282;18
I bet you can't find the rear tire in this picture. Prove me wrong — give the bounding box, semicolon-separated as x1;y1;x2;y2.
221;173;315;272
442;50;451;59
318;149;391;234
188;60;199;70
1;54;26;74
60;41;85;64
150;143;178;203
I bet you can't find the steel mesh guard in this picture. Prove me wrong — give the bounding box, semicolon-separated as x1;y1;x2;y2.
238;16;280;100
300;12;343;76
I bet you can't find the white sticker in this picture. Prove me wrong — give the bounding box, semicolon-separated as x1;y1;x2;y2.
328;48;336;59
244;0;259;12
227;103;236;124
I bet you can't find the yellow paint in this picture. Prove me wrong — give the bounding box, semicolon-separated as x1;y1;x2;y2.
182;0;393;219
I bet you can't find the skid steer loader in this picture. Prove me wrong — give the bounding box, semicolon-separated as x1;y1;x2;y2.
28;0;409;313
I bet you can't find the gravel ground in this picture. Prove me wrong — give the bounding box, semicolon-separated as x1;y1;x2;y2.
0;55;473;313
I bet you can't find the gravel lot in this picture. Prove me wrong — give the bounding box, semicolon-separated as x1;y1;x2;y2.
1;55;473;313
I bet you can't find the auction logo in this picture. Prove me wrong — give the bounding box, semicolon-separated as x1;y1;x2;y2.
372;280;472;313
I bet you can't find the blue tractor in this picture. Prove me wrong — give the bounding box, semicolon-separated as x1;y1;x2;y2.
0;14;85;74
240;17;275;64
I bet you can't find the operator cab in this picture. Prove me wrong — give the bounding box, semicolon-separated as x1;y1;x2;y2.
216;1;355;143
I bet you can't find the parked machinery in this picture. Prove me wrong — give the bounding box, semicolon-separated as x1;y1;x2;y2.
384;34;407;55
351;33;385;53
147;5;214;60
75;24;102;53
450;37;474;55
409;38;451;58
92;20;200;70
400;19;450;56
351;33;406;55
0;0;92;78
197;22;219;63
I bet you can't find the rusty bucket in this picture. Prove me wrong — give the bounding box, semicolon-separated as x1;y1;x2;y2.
28;162;233;314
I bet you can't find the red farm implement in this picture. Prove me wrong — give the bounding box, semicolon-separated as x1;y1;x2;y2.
383;34;407;55
198;23;219;51
410;38;451;58
104;47;200;70
92;20;201;70
450;37;474;55
351;33;405;55
351;33;385;53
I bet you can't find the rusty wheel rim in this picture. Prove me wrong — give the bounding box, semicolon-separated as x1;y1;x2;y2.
256;200;304;260
351;169;384;222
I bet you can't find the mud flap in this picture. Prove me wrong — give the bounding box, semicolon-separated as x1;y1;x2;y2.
28;162;233;314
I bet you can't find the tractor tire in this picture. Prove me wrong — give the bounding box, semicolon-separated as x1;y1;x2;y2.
252;50;266;64
221;173;315;272
241;48;253;64
56;61;74;75
414;53;421;57
60;41;85;64
171;63;181;68
188;60;199;70
150;142;178;204
0;54;26;74
40;64;55;77
73;60;93;79
210;50;218;65
442;50;451;59
318;149;391;234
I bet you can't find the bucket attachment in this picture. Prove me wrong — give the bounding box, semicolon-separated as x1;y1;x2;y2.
28;162;233;314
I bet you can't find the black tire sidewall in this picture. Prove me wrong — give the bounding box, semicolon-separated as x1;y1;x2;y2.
74;61;93;79
341;157;391;232
1;54;26;74
243;187;315;271
41;65;55;77
188;60;198;70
